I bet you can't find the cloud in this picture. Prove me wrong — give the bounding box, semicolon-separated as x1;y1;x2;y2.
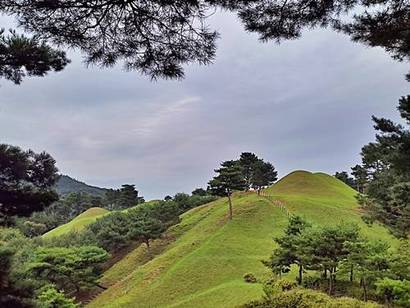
0;12;408;199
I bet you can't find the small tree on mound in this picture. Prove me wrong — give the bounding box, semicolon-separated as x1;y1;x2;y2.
208;160;247;220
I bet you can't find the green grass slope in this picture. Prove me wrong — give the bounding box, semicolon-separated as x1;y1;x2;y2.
88;171;395;308
42;207;109;239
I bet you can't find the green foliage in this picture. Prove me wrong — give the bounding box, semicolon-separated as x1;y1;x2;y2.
209;160;247;197
244;287;379;308
127;209;165;249
251;160;278;194
389;240;410;281
191;188;208;196
18;221;47;238
173;193;217;212
375;278;410;307
104;184;144;210
359;95;410;237
351;165;368;194
208;160;247;219
0;144;59;221
265;216;311;284
0;228;38;307
238;152;260;189
41;230;98;248
237;152;278;193
341;240;390;300
87;211;130;252
37;285;78;308
26;246;109;293
266;217;366;294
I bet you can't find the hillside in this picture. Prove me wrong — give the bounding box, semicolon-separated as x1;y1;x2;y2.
88;171;395;308
55;175;108;197
42;207;109;239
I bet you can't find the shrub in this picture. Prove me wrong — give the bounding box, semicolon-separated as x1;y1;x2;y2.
245;285;379;308
37;285;78;308
41;230;98;248
274;279;297;291
243;273;257;283
303;275;321;289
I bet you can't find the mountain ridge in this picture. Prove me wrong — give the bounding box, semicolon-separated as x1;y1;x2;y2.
55;175;109;197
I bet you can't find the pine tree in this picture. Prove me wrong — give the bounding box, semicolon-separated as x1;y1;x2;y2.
208;160;247;220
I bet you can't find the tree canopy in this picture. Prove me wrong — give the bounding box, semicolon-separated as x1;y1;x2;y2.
0;29;69;84
208;160;247;220
0;144;59;222
358;95;410;237
1;0;408;83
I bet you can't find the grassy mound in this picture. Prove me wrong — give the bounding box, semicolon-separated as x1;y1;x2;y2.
264;170;391;240
42;207;109;239
88;171;395;308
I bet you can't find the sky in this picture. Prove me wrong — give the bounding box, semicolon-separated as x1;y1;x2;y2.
1;12;409;199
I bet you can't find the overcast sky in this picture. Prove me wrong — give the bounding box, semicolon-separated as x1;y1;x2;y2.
1;12;409;199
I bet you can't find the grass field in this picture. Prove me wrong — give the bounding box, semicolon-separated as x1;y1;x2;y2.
42;207;109;239
88;171;396;308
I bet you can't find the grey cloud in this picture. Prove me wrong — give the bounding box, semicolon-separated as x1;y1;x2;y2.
1;12;408;199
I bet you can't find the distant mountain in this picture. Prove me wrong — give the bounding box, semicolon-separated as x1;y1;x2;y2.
55;175;109;197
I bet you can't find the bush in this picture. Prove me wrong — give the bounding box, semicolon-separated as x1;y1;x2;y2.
243;273;257;283
243;288;380;308
262;278;297;301
37;285;78;308
303;275;321;289
41;230;98;248
274;279;297;291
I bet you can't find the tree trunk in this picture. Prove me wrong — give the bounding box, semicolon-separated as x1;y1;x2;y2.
145;239;151;255
227;194;233;220
298;264;303;285
257;188;261;196
328;268;334;295
350;265;354;282
363;278;368;301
